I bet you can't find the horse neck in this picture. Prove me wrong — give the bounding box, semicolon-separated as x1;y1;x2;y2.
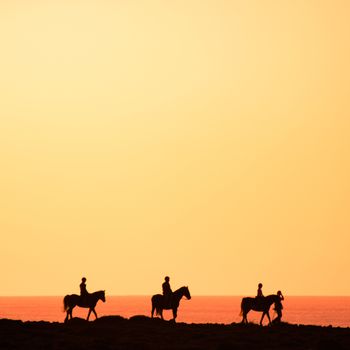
173;287;186;300
266;295;278;305
92;290;103;300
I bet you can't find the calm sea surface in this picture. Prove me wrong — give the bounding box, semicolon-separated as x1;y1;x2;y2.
0;296;349;327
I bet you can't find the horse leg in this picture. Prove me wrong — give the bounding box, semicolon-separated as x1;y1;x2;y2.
160;309;164;320
172;308;177;322
241;309;248;324
65;310;69;323
266;311;271;325
92;308;98;319
69;307;73;320
260;312;265;326
151;304;155;318
87;308;92;321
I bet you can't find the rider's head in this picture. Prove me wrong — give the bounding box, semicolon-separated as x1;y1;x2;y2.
258;283;263;288
82;277;86;282
165;276;170;282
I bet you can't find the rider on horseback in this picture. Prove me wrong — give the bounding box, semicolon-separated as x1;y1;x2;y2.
80;277;89;304
256;283;264;298
255;283;264;307
162;276;172;307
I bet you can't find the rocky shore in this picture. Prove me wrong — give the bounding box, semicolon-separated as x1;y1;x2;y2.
0;316;348;350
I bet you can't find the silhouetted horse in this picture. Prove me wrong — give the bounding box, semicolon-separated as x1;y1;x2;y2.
151;286;191;322
240;294;280;325
63;290;105;322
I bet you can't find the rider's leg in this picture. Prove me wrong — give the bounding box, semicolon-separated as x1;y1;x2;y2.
275;310;282;323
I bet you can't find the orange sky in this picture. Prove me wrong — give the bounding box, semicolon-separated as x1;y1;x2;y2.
0;0;350;296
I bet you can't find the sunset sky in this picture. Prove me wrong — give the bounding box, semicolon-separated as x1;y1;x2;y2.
1;1;349;296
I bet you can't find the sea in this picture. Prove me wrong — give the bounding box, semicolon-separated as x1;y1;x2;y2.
0;296;349;327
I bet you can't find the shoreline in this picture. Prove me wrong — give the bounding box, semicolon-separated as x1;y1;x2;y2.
1;315;350;329
0;316;349;349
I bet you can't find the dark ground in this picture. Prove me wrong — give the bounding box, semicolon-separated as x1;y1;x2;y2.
0;316;349;350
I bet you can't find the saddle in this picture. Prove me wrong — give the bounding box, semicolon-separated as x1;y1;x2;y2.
254;296;265;309
162;295;172;308
79;294;90;306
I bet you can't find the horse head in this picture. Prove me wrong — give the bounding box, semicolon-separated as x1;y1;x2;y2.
98;290;106;302
183;286;191;300
265;294;280;306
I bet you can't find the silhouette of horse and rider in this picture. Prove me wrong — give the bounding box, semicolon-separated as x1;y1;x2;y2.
63;277;283;326
63;277;105;322
240;283;284;325
63;276;191;323
151;276;191;322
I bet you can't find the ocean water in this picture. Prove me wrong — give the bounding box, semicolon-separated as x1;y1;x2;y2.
0;296;349;327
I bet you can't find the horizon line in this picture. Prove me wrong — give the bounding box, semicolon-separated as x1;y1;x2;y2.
1;294;350;298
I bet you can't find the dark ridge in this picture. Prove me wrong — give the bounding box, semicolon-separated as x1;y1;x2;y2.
0;317;349;350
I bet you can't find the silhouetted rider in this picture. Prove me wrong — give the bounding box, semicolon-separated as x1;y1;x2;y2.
256;283;264;298
80;277;89;303
162;276;172;306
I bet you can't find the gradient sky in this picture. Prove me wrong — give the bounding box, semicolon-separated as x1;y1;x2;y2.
1;1;349;296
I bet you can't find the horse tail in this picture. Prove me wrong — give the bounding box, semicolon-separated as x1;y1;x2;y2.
155;305;162;316
63;295;69;312
151;295;162;316
239;298;244;316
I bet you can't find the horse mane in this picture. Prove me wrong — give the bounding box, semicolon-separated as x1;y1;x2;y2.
91;290;105;296
265;294;280;303
266;294;278;298
174;286;187;294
